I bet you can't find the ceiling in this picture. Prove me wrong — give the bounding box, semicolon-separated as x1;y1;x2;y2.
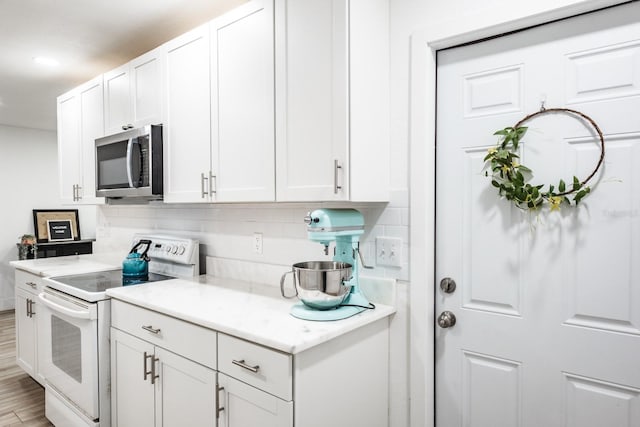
0;0;246;131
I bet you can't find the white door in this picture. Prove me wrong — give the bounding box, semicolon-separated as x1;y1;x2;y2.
211;0;275;202
110;328;155;427
436;3;640;427
57;90;81;204
156;347;217;427
130;47;163;129
217;373;293;427
103;64;132;135
78;76;105;204
274;0;349;202
163;25;212;203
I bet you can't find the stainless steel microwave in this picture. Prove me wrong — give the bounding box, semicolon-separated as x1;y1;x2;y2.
95;125;163;199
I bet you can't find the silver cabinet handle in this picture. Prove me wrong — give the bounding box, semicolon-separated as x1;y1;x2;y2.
142;325;161;334
143;352;159;384
232;359;260;373
72;184;77;201
26;299;31;318
334;159;343;194
216;385;225;419
143;351;153;381
26;282;37;289
151;355;159;385
201;173;208;198
209;172;216;195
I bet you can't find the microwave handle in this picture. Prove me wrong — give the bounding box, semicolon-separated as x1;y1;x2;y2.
126;138;135;188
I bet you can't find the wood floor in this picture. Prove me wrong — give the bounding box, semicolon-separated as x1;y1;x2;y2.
0;310;52;427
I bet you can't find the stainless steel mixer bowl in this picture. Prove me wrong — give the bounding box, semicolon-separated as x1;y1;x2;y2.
282;261;352;310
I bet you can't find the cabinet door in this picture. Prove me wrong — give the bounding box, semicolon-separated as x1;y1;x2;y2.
155;348;217;427
78;76;105;204
110;329;155;427
211;0;275;202
131;48;164;128
57;90;82;204
104;64;132;135
163;25;213;203
275;0;349;201
15;288;36;379
218;373;293;427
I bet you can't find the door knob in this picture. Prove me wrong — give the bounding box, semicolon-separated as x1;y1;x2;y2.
438;311;456;328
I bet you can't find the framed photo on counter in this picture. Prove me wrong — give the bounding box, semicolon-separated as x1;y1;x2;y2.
33;209;81;243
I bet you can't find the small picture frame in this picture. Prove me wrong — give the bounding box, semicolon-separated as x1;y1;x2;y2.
33;209;81;243
47;220;74;241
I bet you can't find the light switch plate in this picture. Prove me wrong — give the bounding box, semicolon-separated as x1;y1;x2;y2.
376;237;402;267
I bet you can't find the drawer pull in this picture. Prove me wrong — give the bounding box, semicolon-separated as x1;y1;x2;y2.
142;325;161;334
26;282;37;289
232;359;260;373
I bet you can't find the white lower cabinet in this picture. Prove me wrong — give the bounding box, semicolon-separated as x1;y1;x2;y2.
110;328;217;427
218;373;293;427
110;300;218;427
14;270;45;386
110;299;389;427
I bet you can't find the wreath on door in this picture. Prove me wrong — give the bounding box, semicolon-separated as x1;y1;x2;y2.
484;107;605;211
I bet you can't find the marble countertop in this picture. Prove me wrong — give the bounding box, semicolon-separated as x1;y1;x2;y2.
10;254;120;277
106;275;396;355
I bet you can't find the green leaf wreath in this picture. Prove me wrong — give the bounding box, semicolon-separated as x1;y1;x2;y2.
484;108;605;211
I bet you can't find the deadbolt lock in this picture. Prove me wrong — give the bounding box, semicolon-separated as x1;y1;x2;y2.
440;277;456;293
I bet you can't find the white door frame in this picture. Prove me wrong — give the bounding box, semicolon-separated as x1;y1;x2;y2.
407;1;628;426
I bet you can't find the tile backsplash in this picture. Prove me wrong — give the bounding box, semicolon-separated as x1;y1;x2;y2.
94;190;409;284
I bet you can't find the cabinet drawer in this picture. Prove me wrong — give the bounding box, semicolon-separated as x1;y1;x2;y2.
218;333;292;401
15;270;43;293
111;300;217;369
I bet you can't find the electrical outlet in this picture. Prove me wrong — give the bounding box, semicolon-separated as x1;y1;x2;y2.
376;237;402;267
253;233;263;255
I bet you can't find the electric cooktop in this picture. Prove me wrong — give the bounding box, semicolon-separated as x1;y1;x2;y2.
45;269;174;302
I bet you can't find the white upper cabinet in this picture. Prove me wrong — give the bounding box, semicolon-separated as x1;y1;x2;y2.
162;25;212;203
211;0;275;202
57;76;105;204
274;0;389;202
104;47;163;135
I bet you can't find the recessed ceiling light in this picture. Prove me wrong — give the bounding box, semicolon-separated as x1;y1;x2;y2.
33;56;60;67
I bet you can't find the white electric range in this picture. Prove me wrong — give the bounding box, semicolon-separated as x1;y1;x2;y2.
40;234;199;427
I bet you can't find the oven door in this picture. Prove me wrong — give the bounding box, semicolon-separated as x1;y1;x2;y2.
38;288;99;420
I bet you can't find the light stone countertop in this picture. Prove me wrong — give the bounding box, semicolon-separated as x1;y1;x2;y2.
106;275;396;355
10;254;120;277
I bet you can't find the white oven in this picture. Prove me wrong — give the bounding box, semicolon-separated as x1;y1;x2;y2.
40;234;199;427
38;287;105;426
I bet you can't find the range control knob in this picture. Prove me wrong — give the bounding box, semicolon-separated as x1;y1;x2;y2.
165;245;173;254
177;245;186;255
171;246;179;254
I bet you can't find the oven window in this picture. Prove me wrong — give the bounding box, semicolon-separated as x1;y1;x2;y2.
51;315;82;383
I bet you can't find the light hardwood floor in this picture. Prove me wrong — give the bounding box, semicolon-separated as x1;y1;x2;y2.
0;310;52;427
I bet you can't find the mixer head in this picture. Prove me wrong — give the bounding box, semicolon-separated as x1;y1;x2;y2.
304;208;364;252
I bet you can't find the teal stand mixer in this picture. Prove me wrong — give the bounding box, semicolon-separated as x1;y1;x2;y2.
281;208;374;321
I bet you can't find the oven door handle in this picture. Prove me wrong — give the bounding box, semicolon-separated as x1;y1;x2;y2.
38;292;94;320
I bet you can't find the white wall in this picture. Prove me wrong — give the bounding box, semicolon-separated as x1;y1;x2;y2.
0;124;97;310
